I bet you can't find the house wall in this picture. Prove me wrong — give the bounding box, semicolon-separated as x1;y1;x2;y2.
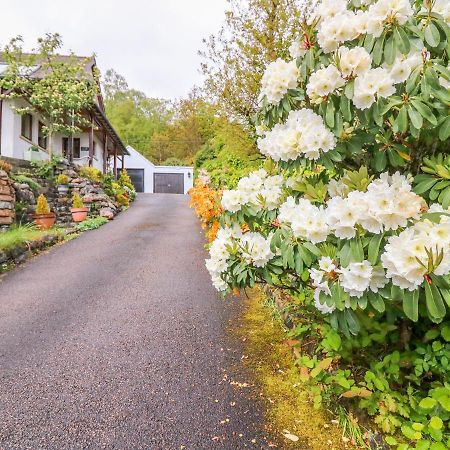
120;146;194;194
0;99;105;171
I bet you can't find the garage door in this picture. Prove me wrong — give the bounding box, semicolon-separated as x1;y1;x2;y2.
119;168;144;193
153;173;184;194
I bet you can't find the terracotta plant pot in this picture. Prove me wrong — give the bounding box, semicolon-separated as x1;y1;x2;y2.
34;213;56;230
70;207;89;223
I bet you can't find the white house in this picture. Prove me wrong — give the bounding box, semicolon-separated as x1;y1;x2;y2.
0;55;128;174
119;146;194;194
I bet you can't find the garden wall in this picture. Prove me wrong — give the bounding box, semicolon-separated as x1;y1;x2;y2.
0;169;15;229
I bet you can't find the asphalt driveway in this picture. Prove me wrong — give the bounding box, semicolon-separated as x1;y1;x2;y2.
0;194;272;450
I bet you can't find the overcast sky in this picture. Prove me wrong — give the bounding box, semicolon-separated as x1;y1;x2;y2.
0;0;228;99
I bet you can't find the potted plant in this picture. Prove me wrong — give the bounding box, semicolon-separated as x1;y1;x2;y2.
24;145;42;162
56;174;70;194
70;192;89;222
33;194;56;229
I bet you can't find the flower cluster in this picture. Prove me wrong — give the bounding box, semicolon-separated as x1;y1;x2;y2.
221;169;284;213
310;0;414;53
381;214;450;290
310;257;388;314
206;226;273;291
260;59;300;105
278;172;423;240
278;196;330;243
306;64;345;101
240;232;274;267
326;172;423;238
257;109;336;161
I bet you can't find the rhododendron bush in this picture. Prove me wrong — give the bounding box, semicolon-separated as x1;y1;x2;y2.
201;0;450;446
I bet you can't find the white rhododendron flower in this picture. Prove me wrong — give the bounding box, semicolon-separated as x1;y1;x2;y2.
353;67;395;109
221;170;284;213
306;64;346;100
260;59;300;105
258;109;336;161
311;0;414;53
289;38;308;59
383;50;423;84
206;226;243;292
309;259;336;314
221;189;244;213
239;232;274;267
278;197;331;243
326;172;423;237
381;217;450;291
338;46;372;78
432;0;450;24
338;261;373;298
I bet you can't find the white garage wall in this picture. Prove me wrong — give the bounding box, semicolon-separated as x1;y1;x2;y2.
121;146;194;194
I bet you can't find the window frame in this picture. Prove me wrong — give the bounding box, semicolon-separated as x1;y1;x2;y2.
62;137;81;159
38;121;47;150
20;113;33;141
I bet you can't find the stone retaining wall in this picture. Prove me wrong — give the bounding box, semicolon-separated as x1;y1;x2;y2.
0;170;16;229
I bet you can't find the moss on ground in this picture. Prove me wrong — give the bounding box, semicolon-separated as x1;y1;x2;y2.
234;288;356;450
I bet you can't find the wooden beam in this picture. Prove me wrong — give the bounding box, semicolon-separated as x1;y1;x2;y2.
88;114;94;167
103;133;108;174
113;146;117;179
121;153;125;170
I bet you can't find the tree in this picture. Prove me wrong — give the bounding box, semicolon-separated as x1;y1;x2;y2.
199;0;303;124
0;33;98;159
102;69;172;158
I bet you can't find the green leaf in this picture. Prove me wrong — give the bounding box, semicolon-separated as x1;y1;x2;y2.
368;234;383;265
424;22;441;48
440;187;450;209
326;100;335;128
395;26;411;54
368;292;385;313
410;99;437;126
439;116;450;141
419;397;437;409
408;105;423;130
384;33;396;65
403;289;419;322
430;416;443;430
430;442;446;450
413;178;437;195
372;32;385;65
394;106;408;133
425;282;446;320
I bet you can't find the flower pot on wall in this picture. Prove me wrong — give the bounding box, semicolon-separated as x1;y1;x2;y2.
33;213;56;230
57;184;69;195
70;207;89;223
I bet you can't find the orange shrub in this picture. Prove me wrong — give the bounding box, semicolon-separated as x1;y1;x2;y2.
189;179;222;242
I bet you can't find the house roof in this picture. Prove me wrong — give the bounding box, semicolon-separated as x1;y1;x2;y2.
0;52;128;156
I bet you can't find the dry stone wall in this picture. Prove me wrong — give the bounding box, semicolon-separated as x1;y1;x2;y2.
0;170;16;229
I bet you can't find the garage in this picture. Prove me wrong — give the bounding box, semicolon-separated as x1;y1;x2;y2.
117;146;194;194
118;168;145;192
153;173;184;194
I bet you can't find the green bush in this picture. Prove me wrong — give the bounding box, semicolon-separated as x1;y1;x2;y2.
10;174;42;192
75;216;108;231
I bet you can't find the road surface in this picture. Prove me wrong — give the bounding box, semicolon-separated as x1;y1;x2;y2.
0;194;274;450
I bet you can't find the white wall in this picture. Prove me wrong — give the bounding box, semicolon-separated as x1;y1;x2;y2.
121;146;194;194
0;98;105;170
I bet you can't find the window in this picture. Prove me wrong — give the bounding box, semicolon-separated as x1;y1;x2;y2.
62;137;81;159
21;114;33;141
38;122;47;149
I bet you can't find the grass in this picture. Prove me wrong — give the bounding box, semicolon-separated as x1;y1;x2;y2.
233;288;356;450
0;224;61;252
